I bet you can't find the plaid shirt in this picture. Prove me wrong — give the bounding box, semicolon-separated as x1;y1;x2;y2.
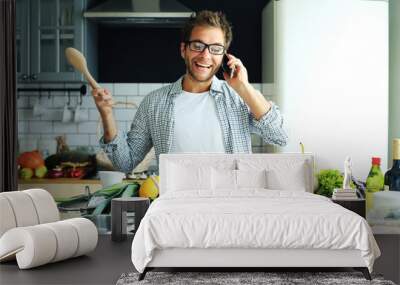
100;76;288;173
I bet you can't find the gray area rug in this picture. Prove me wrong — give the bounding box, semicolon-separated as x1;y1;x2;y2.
116;271;396;285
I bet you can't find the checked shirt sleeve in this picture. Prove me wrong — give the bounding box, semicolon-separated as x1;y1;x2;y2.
99;96;153;174
249;102;288;147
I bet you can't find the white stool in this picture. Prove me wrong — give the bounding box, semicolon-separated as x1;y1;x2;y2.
0;189;98;269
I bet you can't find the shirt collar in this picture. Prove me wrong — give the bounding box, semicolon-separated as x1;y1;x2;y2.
169;75;224;97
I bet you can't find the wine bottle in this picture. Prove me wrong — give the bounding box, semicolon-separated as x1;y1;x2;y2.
366;157;384;210
384;138;400;191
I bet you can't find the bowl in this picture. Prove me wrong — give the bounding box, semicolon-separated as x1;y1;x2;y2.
98;171;125;188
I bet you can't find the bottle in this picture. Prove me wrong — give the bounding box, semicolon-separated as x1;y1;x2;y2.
384;138;400;191
366;157;384;210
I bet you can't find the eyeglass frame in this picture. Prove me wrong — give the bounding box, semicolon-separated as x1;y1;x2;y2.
185;40;226;55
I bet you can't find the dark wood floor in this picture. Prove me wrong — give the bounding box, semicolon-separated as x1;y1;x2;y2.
1;234;398;285
0;236;360;285
0;235;135;285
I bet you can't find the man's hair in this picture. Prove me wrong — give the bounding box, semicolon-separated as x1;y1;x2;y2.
181;10;233;50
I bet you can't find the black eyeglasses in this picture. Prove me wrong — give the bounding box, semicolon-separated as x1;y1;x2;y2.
186;40;225;55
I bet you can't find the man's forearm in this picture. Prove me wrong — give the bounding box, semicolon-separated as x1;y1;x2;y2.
101;112;118;143
236;83;271;120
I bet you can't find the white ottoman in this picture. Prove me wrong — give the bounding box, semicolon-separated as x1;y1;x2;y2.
0;189;98;269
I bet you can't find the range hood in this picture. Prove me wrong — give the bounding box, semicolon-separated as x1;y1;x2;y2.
84;0;194;26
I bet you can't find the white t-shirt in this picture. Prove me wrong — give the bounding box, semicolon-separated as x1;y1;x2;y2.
170;90;225;153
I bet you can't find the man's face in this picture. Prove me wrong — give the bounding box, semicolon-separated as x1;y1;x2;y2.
180;26;225;83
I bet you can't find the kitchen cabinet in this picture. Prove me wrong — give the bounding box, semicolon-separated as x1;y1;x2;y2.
16;0;88;82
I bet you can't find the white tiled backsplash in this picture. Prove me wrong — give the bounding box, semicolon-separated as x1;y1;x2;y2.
17;82;275;156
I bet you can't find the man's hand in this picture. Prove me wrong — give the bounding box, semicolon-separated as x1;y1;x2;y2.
223;53;271;120
91;88;114;117
222;53;249;93
91;88;117;143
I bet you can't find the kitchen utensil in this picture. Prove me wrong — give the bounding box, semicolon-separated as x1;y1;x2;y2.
98;171;125;188
33;96;45;116
62;91;73;123
65;47;100;90
65;47;130;109
74;103;81;123
62;103;73;123
74;94;89;123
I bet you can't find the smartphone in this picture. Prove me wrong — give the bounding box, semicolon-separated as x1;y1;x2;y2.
221;55;234;78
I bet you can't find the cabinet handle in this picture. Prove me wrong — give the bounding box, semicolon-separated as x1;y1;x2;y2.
21;74;28;81
30;74;37;80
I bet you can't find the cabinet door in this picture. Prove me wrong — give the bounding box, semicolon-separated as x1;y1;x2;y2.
16;0;30;82
30;0;84;82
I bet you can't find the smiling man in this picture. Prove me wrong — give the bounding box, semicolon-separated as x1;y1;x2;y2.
94;11;288;173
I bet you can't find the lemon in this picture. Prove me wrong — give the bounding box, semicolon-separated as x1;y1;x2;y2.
20;168;34;180
139;175;160;200
35;165;48;178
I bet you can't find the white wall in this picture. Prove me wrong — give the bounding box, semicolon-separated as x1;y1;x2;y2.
389;0;400;165
263;0;388;179
17;82;152;153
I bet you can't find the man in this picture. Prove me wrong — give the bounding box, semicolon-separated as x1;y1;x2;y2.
93;11;288;173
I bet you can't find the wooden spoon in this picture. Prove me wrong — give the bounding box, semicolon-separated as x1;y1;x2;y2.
65;48;138;108
65;47;100;90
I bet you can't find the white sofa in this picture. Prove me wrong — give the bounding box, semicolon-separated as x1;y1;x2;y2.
0;189;98;269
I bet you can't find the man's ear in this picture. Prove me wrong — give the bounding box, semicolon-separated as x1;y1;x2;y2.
180;42;186;59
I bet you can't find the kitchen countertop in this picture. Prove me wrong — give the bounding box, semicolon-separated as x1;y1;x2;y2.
18;178;144;184
18;178;146;200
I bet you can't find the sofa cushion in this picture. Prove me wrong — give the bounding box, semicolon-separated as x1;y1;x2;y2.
24;189;60;224
0;189;60;238
0;192;39;228
0;196;17;237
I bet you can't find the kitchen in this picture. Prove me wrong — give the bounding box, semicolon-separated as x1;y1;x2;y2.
14;0;273;239
1;0;400;284
15;0;270;180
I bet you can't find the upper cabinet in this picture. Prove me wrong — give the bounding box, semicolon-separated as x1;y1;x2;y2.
16;0;86;82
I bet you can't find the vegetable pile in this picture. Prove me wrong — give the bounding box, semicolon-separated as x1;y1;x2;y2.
57;182;140;215
18;151;47;179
